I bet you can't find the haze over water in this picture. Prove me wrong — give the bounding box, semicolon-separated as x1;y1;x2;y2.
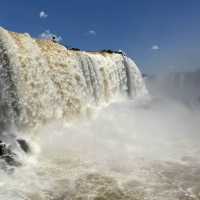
0;1;200;199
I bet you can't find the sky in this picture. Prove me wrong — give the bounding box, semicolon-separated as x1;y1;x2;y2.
0;0;200;74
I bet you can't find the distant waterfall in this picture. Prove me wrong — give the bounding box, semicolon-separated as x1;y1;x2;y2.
0;27;148;130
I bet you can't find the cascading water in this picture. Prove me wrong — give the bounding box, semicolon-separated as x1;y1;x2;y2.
0;27;200;200
0;27;147;131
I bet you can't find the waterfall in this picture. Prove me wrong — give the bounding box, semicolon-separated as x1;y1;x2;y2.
0;27;148;130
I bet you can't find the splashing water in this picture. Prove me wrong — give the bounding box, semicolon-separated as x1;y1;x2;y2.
0;27;147;130
0;27;200;200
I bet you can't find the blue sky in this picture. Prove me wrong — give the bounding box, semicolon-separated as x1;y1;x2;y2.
0;0;200;74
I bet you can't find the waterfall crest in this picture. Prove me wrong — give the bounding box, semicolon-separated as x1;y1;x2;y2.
0;27;148;130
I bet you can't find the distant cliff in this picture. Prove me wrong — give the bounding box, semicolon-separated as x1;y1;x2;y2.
146;70;200;106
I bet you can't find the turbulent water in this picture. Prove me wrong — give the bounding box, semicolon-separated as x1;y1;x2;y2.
0;27;147;130
0;27;200;200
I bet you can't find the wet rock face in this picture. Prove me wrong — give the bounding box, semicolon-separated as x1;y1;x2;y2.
0;140;20;167
0;138;30;168
17;138;30;153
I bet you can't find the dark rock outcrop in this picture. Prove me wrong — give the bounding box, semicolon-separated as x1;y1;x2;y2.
0;140;21;167
17;138;31;153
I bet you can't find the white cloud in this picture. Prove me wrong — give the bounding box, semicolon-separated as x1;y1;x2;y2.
151;45;160;50
39;30;62;42
88;30;96;36
39;11;48;19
